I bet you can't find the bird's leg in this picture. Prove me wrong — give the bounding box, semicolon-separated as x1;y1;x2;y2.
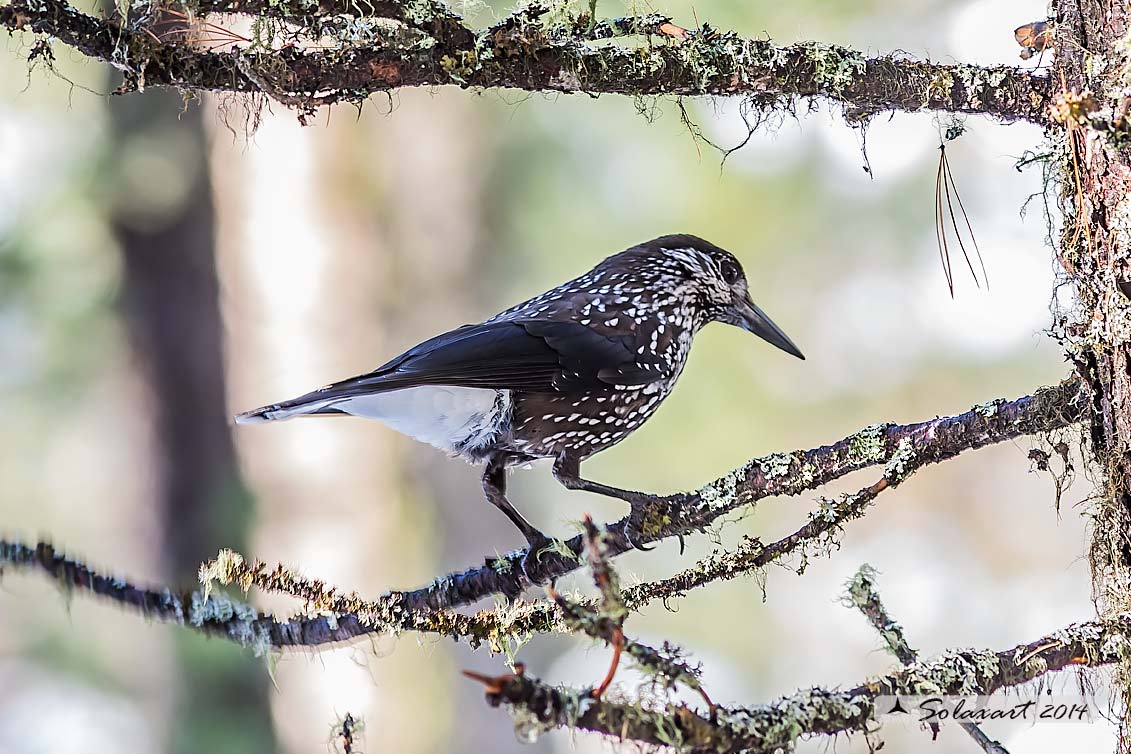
482;459;553;582
552;454;670;552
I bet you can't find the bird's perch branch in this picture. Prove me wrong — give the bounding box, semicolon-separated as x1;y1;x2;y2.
402;378;1085;610
468;613;1122;753
0;0;1051;122
0;379;1086;653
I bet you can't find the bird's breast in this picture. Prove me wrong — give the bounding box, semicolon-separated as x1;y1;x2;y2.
505;385;673;460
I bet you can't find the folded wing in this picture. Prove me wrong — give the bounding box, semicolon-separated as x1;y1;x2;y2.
235;319;663;423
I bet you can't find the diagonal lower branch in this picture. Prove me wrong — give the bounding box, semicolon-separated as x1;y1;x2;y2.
472;613;1121;753
0;379;1086;652
0;0;1052;121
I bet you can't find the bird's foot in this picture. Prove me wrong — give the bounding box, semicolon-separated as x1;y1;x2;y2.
483;554;527;602
625;495;686;555
624;495;658;552
520;532;563;584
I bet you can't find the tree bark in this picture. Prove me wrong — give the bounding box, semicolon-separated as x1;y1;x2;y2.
1053;1;1131;747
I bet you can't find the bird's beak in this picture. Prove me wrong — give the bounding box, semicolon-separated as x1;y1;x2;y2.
734;294;805;360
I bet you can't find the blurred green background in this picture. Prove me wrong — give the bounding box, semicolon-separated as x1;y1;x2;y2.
0;0;1110;752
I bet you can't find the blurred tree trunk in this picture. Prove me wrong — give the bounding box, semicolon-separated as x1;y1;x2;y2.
1054;1;1131;747
210;105;450;754
107;89;276;754
370;92;530;753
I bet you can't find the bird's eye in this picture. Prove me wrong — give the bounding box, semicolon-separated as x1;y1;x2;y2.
720;261;740;284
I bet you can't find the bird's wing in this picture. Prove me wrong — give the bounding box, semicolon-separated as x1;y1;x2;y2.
268;319;665;409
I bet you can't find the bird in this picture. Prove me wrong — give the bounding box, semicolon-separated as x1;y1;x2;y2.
235;234;804;578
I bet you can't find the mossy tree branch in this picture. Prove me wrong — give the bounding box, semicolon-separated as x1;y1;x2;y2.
468;613;1127;753
0;378;1087;654
0;0;1052;122
399;378;1085;610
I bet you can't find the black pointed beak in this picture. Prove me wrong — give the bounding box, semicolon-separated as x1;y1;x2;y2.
735;295;805;360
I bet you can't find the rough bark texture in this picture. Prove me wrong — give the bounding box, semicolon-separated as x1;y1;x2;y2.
1053;1;1131;745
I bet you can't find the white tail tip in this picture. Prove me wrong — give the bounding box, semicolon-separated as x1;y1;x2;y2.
234;409;273;425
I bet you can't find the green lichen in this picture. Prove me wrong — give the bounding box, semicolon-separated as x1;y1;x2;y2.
490;551;513;575
439;49;478;82
807;43;866;93
506;685;593;743
1111;30;1131;87
883;437;918;482
538;536;585;566
188;588;273;656
955;65;1012;109
716;689;872;751
651;710;687;750
189;588;255;625
697;466;743;508
846;563;879;604
848;423;891;464
761;452;795;479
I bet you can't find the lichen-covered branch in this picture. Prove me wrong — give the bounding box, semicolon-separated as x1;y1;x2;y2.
0;379;1087;654
546;518;710;704
0;539;505;654
397;378;1085;612
0;540;284;653
847;565;1009;754
0;0;1052;122
471;614;1128;753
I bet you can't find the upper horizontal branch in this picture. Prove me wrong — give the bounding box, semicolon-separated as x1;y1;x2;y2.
475;613;1123;753
0;0;1052;122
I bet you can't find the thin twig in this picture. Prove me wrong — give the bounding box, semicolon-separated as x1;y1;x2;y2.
847;565;1010;754
545;517;713;706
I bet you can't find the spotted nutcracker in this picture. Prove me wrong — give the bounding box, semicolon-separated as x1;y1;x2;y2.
236;235;803;575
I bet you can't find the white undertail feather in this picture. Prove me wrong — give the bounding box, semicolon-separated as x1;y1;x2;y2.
236;386;513;457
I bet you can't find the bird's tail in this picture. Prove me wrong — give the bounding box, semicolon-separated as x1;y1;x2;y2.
234;392;344;424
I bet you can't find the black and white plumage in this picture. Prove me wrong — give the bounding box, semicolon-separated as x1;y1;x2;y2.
236;235;803;574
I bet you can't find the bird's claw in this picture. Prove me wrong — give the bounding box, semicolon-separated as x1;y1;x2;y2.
625;496;687;554
520;533;557;584
625;528;655;551
624;508;656;551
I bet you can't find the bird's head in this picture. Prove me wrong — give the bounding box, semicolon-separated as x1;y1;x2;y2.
630;234;805;360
